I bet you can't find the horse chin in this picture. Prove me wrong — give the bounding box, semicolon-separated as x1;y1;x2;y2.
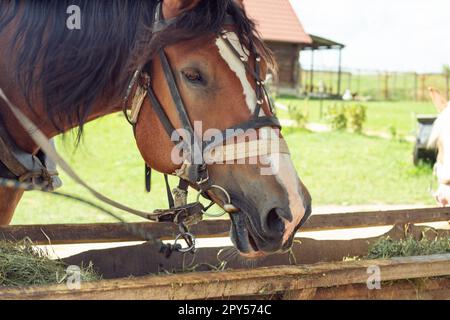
436;184;450;207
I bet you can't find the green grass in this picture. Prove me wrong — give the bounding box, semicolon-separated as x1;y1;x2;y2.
12;113;435;225
283;129;434;206
277;97;437;137
300;70;448;101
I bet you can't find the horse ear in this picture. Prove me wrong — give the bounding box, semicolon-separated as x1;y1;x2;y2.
234;0;245;8
428;87;448;113
162;0;201;19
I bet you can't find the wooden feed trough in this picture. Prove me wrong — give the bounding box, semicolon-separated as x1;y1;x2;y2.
0;207;449;300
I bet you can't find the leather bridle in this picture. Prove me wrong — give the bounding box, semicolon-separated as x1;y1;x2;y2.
124;3;287;212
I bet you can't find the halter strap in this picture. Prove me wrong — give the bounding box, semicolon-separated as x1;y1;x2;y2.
152;1;178;33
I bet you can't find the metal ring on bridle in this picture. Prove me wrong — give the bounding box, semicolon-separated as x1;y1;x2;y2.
173;232;196;253
196;185;233;218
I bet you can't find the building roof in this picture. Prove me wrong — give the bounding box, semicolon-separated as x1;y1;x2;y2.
303;35;345;50
243;0;313;44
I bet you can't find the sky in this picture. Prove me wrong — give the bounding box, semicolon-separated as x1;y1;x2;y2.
290;0;450;73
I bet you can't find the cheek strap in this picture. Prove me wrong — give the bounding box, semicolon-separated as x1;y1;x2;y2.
129;85;147;125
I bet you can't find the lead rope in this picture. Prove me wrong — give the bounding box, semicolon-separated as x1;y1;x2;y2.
0;88;197;256
0;176;189;256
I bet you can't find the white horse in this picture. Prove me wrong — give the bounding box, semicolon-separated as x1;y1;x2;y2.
428;88;450;206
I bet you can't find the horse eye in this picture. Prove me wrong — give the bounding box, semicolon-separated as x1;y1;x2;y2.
182;69;204;84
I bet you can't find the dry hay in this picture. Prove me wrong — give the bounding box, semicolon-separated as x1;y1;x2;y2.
367;235;450;259
0;238;100;287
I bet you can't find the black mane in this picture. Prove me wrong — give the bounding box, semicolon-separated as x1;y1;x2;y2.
0;0;274;136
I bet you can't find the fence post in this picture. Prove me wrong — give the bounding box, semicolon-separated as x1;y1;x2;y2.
383;72;390;100
414;73;418;101
392;72;397;100
420;74;426;101
337;48;342;96
310;49;315;94
356;70;361;94
347;72;352;93
377;72;382;100
446;72;449;101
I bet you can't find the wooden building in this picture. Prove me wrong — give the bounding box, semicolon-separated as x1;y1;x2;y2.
244;0;345;95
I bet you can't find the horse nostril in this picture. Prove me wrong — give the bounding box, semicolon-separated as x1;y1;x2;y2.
265;208;286;235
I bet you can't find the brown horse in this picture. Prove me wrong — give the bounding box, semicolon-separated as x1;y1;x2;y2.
428;88;450;207
0;0;311;257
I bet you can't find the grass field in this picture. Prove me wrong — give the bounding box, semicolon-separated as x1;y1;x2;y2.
277;98;437;137
283;128;434;206
12;110;436;225
300;70;449;101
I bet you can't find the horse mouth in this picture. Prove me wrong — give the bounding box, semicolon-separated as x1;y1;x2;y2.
227;202;311;257
229;210;256;255
247;231;259;251
228;209;283;258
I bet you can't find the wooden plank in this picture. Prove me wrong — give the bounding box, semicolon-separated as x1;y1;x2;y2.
249;278;450;300
1;207;449;245
62;235;374;278
1;254;449;300
311;278;450;300
64;224;447;279
303;207;450;231
0;221;219;245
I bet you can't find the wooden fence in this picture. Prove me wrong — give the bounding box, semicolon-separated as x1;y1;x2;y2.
0;207;449;300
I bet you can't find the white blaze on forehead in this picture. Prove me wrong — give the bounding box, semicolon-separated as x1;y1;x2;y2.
260;128;305;243
436;140;450;206
273;153;305;242
429;104;450;148
436;184;450;206
217;33;306;240
430;103;450;206
443;138;450;167
436;141;450;189
215;32;257;114
431;105;450;182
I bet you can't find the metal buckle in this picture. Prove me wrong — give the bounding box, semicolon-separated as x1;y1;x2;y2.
196;185;239;217
173;232;196;253
196;164;210;186
173;223;196;253
154;202;204;225
197;173;209;186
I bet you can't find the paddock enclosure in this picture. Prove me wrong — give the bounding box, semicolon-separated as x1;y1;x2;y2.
0;207;449;300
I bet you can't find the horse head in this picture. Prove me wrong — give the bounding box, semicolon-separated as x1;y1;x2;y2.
428;87;450;206
133;0;312;257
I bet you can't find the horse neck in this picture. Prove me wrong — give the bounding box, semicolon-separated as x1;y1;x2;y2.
0;91;122;154
0;3;141;154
